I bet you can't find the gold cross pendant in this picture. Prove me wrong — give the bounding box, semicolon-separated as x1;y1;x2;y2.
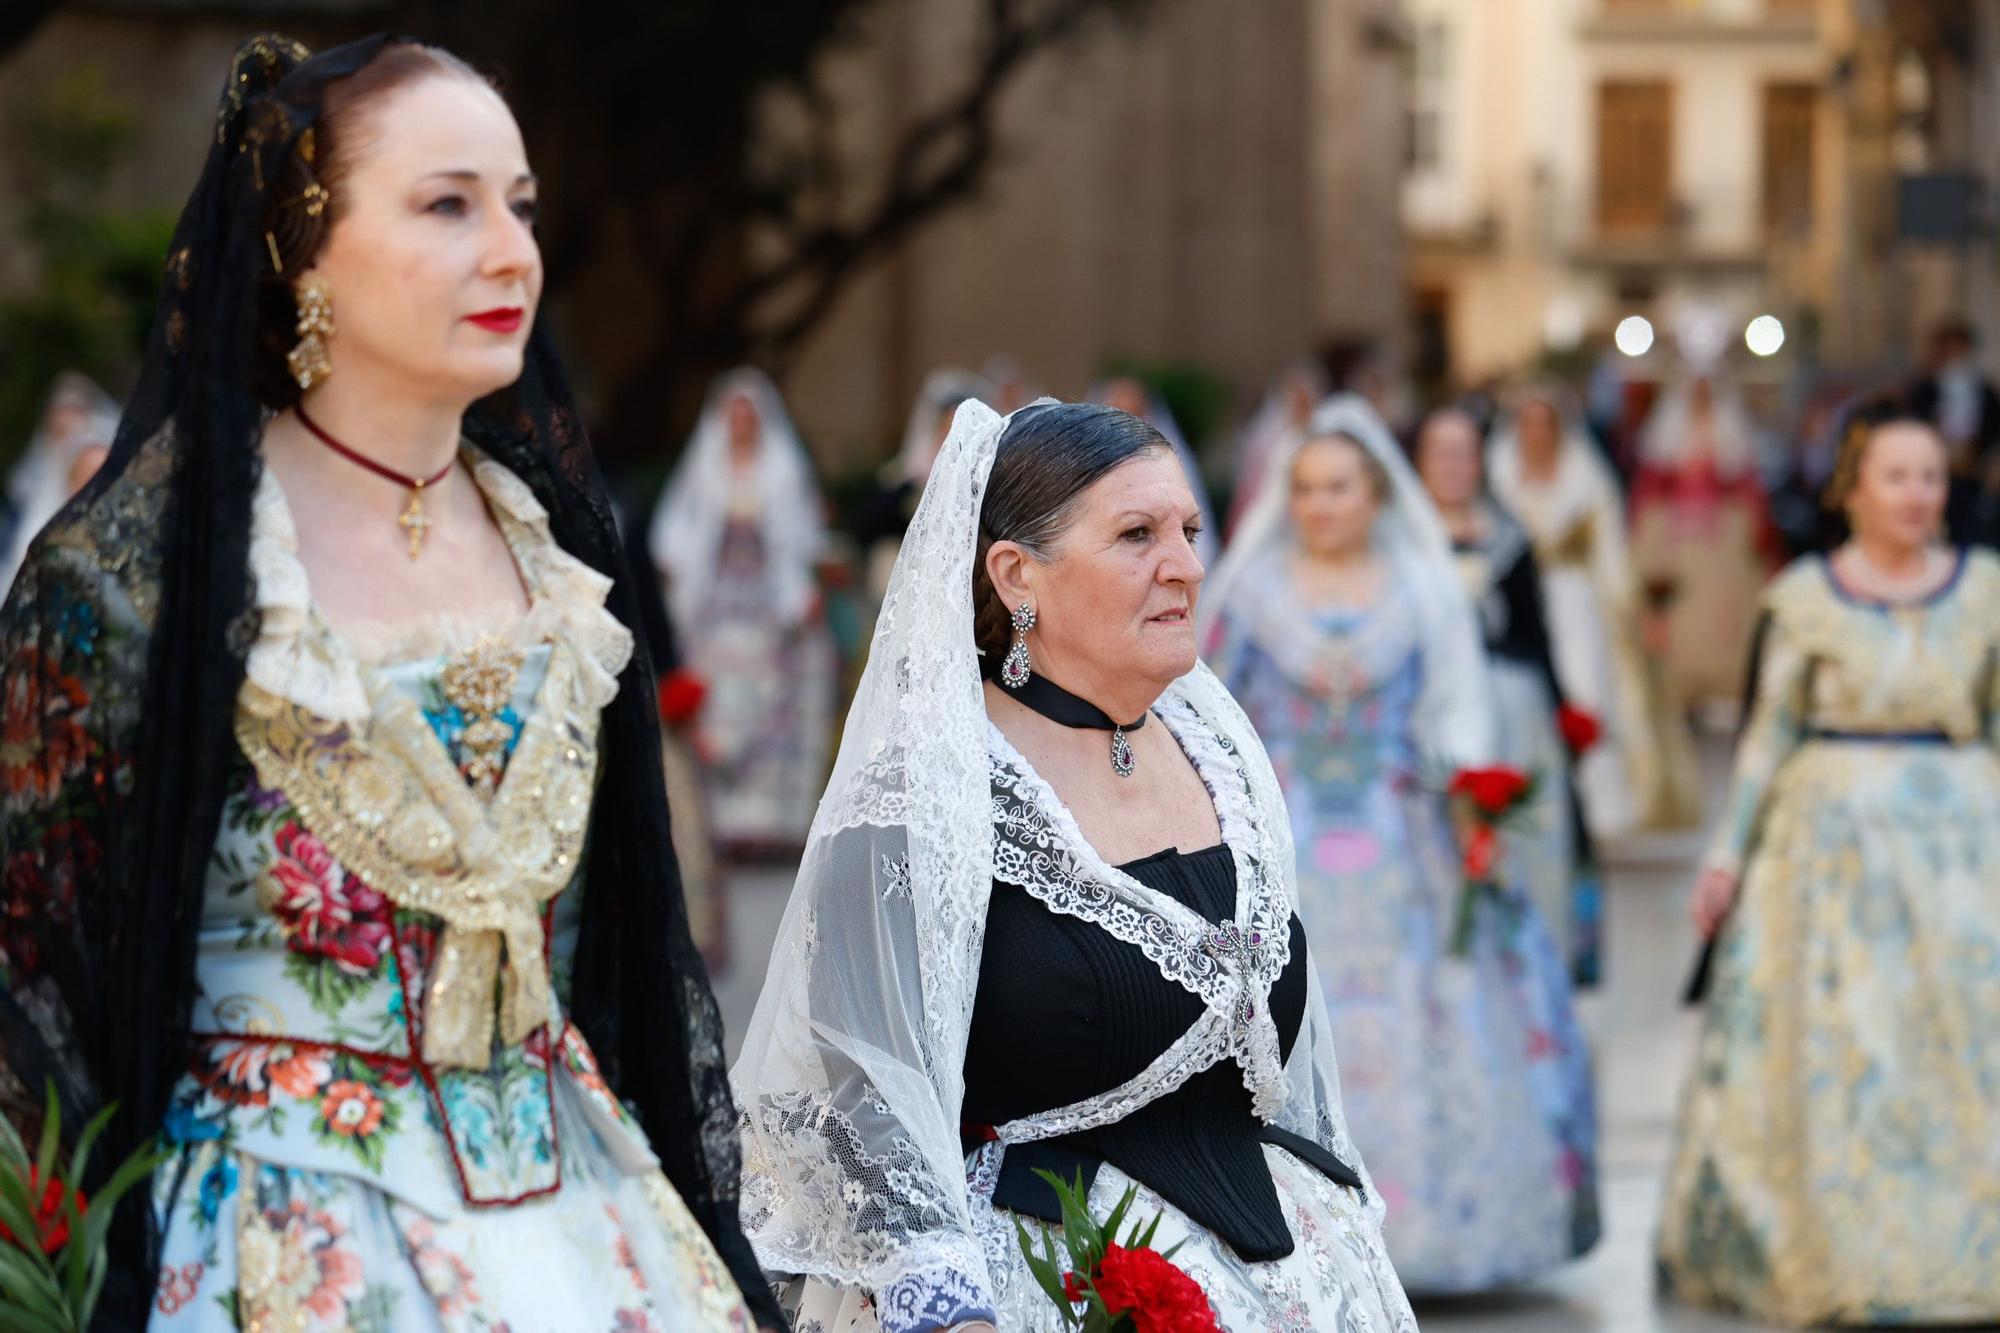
399;482;433;560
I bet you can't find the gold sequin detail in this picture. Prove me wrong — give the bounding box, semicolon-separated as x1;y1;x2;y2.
234;641;596;1069
236;1194;311;1333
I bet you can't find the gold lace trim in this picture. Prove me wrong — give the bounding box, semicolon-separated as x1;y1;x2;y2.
234;639;596;1069
1538;514;1596;568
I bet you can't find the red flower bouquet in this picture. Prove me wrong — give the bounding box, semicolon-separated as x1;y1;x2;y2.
1445;764;1538;956
1555;704;1601;755
656;667;708;727
2;1081;170;1332
1016;1169;1222;1333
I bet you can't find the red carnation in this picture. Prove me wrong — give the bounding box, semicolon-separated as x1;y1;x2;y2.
1462;823;1501;884
1093;1243;1222;1333
0;1165;86;1254
1556;704;1601;754
1448;765;1532;817
656;669;707;726
1062;1270;1087;1304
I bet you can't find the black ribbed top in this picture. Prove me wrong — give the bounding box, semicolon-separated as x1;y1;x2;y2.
961;843;1318;1261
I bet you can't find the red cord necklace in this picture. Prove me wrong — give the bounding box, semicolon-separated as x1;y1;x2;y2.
295;403;455;560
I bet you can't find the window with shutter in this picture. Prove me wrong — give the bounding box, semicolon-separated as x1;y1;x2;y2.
1762;83;1816;236
1596;81;1674;236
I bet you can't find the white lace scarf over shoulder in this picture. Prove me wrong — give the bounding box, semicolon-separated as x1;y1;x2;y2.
981;685;1296;1139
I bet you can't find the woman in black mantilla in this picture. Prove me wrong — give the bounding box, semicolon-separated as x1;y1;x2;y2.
0;34;778;1330
1416;405;1604;984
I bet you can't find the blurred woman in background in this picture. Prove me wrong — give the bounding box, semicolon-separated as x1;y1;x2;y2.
1661;400;2000;1326
1490;382;1698;835
1204;396;1600;1293
1418;405;1603;986
0;372;120;593
1630;370;1778;719
652;367;834;857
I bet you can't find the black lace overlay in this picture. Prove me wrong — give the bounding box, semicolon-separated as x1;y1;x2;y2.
0;35;778;1329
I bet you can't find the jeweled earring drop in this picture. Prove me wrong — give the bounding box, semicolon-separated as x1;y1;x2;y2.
1001;601;1036;689
287;276;334;391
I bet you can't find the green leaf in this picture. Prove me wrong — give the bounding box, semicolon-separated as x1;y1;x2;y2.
78;1248;107;1333
0;1240;67;1321
61;1106;116;1199
0;1172;48;1257
0;1302;69;1333
69;1143;168;1269
1014;1218;1074;1316
1100;1184;1135;1247
32;1085;59;1201
0;1107;29;1172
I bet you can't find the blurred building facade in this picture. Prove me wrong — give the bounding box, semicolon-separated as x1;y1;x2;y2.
774;0;1412;462
1402;0;2000;388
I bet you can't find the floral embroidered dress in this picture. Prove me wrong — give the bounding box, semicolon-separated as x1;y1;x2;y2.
146;456;752;1331
1657;550;2000;1327
1209;588;1600;1294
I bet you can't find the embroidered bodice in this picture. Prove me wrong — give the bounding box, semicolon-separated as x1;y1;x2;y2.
167;451;652;1216
1707;550;2000;873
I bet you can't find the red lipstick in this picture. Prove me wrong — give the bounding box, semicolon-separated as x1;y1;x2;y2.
465;307;525;334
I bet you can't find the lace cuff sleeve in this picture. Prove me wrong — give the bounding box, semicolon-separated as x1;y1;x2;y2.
873;1234;999;1333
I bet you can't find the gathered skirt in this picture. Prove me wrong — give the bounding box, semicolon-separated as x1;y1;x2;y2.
1306;786;1600;1292
1657;741;2000;1326
148;1074;752;1331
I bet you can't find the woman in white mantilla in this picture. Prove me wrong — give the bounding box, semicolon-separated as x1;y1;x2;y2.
651;367;835;854
733;398;1414;1332
1201;395;1600;1293
1;372;120;594
1489;383;1699;836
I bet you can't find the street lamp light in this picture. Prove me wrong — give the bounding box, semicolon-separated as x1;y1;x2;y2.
1614;315;1655;357
1745;315;1786;357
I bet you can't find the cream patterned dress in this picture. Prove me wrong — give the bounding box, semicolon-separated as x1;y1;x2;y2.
1657;550;2000;1326
146;455;751;1331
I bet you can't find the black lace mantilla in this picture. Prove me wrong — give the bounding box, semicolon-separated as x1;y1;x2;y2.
0;34;778;1329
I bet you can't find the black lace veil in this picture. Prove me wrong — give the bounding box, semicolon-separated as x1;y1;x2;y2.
0;34;779;1328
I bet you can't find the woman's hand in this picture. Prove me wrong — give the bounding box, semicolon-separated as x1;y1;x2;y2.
1689;865;1739;939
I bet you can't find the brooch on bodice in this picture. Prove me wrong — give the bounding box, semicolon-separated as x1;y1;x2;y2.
1203;921;1268;1024
442;635;525;798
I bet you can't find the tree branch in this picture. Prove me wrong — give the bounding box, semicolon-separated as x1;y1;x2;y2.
733;0;1142;360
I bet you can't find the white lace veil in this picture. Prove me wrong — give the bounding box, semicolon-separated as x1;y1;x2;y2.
896;367;991;486
648;367;825;632
1231;361;1329;530
731;398;1384;1311
1201;393;1495;769
1636;372;1765;475
3;373;120;593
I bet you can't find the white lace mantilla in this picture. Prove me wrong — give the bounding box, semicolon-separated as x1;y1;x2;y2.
732;399;1389;1330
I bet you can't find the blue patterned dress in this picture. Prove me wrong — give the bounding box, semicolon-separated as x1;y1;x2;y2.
1210;591;1599;1293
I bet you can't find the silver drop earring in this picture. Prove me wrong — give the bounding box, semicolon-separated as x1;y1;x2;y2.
1000;601;1035;689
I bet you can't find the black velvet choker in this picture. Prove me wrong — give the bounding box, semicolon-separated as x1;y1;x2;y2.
1011;673;1148;778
